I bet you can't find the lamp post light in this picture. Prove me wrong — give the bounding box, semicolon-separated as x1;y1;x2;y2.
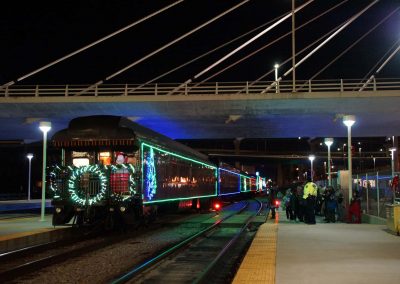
309;155;315;182
274;63;280;93
389;147;396;177
27;153;33;201
372;156;376;172
39;121;51;221
324;138;333;186
343;115;356;201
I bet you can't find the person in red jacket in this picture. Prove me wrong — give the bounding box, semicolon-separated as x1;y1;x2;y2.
348;191;361;223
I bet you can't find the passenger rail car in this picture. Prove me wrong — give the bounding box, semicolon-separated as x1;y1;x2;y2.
49;116;260;228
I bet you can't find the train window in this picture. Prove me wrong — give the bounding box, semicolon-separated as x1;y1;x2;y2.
99;152;111;165
73;158;89;167
72;151;92;166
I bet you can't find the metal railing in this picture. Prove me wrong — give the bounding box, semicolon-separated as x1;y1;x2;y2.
1;78;400;98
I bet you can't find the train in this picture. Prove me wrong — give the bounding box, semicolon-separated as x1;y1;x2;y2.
49;115;266;228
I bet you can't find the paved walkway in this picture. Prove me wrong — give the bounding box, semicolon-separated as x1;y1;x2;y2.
276;213;400;284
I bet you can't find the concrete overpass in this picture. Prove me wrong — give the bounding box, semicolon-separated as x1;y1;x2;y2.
1;79;400;142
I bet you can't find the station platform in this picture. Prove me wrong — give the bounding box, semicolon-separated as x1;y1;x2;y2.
0;214;71;254
0;199;52;212
233;209;400;284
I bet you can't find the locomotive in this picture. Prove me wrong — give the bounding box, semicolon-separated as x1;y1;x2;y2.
49;115;264;228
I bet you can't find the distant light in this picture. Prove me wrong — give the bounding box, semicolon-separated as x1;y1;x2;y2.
308;155;315;162
39;121;51;133
380;148;383;152
358;142;361;145
389;147;397;153
298;137;301;140
256;171;259;176
319;142;323;146
296;167;299;171
343;143;347;147
324;138;334;147
27;153;33;159
343;115;356;127
274;63;279;68
337;148;341;151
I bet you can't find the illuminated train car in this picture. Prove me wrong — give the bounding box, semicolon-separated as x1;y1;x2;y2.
49;115;244;227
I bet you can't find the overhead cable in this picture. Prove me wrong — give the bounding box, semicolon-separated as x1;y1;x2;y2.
0;0;184;90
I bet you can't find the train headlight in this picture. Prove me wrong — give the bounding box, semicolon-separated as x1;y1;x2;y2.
120;206;126;212
109;207;115;212
55;207;62;214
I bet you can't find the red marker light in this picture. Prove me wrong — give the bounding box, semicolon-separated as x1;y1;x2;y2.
275;200;280;206
214;203;221;210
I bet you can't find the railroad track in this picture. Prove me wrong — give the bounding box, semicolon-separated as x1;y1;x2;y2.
0;211;221;282
111;199;266;284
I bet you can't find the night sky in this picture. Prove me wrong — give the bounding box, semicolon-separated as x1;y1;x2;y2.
1;0;399;85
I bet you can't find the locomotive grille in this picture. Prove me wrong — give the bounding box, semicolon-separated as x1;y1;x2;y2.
78;173;102;197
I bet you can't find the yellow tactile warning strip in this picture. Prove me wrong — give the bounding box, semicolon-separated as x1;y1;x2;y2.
0;228;56;242
232;219;278;284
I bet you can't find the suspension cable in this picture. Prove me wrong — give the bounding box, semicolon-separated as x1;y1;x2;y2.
359;39;400;91
295;7;400;91
0;0;184;90
103;1;249;82
199;0;349;84
256;0;379;94
238;10;363;94
282;0;379;78
126;11;288;94
168;0;314;95
191;0;314;81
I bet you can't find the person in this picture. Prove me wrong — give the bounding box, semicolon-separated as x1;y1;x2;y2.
295;185;304;222
335;187;345;222
348;190;361;223
325;187;337;223
268;186;277;219
283;189;294;220
303;178;318;224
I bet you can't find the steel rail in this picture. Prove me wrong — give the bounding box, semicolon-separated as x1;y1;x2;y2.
111;201;250;284
192;199;264;284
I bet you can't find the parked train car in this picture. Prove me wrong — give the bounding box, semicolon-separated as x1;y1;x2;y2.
49;115;258;228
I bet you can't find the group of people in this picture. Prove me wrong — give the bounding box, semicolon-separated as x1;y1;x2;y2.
268;178;362;224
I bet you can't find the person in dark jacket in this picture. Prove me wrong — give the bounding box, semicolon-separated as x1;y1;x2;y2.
325;187;337;223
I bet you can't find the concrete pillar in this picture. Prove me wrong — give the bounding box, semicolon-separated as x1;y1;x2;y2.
277;162;283;187
394;136;399;172
233;138;244;169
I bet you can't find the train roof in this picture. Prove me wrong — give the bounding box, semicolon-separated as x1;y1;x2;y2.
52;115;211;163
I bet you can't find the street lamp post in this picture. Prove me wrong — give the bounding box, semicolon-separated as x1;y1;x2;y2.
274;63;280;93
343;115;356;202
39;121;51;221
309;155;315;182
27;153;33;201
389;147;397;201
324;138;333;186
